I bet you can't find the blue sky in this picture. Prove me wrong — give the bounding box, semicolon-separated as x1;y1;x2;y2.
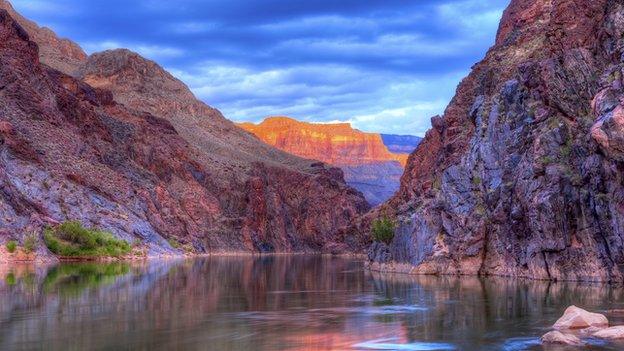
12;0;509;136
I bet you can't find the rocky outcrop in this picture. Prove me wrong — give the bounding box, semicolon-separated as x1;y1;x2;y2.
541;331;583;346
553;306;608;330
367;0;624;282
593;326;624;339
239;117;409;166
0;0;86;75
239;117;418;205
0;9;369;255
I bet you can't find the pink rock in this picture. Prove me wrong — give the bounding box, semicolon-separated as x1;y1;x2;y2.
553;306;608;329
593;326;624;339
541;331;583;346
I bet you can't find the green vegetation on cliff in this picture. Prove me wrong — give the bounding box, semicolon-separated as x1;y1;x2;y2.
44;221;130;258
372;217;396;245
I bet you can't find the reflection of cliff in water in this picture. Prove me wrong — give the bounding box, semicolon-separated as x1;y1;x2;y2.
367;272;624;349
2;257;624;350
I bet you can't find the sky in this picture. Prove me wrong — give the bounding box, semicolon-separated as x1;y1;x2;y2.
12;0;509;136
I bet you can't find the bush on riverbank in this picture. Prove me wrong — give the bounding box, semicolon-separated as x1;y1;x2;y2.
44;221;131;258
6;240;17;253
372;217;395;245
23;233;38;254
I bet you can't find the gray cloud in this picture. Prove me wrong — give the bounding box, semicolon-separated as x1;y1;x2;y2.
12;0;510;135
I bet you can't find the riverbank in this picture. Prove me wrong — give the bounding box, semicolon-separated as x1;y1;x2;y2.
0;248;366;264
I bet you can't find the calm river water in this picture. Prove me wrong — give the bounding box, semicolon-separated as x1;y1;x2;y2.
1;256;624;350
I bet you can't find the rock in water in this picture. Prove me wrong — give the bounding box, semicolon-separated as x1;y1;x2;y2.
364;0;624;282
593;326;624;339
541;331;583;346
553;306;608;329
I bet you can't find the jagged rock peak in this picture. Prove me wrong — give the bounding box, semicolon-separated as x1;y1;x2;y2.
367;0;624;283
0;0;86;75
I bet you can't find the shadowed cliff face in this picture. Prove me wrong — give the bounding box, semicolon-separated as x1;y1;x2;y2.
368;0;624;283
239;117;418;206
0;8;369;255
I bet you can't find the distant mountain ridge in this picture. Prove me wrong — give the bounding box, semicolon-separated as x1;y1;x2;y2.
238;117;421;205
381;134;422;154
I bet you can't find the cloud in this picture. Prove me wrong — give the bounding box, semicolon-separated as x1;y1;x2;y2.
11;0;71;14
11;0;511;135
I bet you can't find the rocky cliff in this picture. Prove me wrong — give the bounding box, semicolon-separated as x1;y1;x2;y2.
368;0;624;282
239;117;409;166
239;117;417;205
0;8;369;256
0;0;86;75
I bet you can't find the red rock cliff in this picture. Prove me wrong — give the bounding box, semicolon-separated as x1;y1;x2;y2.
239;117;412;206
0;8;369;255
367;0;624;282
239;117;408;166
0;0;86;75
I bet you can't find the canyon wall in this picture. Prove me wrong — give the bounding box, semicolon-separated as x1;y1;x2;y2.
239;117;418;205
368;0;624;283
0;6;369;256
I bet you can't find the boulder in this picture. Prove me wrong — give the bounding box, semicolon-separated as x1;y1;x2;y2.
593;326;624;339
541;331;583;346
553;306;608;329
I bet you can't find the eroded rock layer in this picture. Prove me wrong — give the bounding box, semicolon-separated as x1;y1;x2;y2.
0;9;369;255
239;117;417;205
368;0;624;282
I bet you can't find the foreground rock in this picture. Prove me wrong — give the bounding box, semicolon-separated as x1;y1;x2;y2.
553;306;609;330
365;0;624;282
593;326;624;339
0;9;368;255
541;331;583;346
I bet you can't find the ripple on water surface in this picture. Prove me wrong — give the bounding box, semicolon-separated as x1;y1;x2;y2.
2;256;624;350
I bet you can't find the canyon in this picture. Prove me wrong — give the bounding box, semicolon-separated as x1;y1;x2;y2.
239;117;421;206
367;0;624;283
2;0;624;286
0;1;369;258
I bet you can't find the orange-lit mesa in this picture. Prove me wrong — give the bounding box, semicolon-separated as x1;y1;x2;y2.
238;116;409;167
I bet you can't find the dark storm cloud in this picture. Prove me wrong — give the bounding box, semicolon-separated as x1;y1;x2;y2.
12;0;510;135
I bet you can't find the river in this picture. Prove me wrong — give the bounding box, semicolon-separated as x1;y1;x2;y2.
1;256;623;350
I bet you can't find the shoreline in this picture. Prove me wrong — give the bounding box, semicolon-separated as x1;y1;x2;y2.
0;251;367;265
365;261;621;286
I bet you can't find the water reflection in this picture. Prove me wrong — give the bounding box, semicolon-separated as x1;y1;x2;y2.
0;256;624;350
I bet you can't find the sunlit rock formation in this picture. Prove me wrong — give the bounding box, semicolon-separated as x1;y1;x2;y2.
239;117;420;205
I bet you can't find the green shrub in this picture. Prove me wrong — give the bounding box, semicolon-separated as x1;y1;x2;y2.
472;176;482;186
44;221;131;258
167;238;181;249
372;217;396;245
6;241;17;253
23;233;38;254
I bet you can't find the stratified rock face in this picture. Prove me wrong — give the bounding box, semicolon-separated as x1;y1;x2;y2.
0;9;369;254
0;0;86;75
239;117;417;205
369;0;624;282
239;117;409;166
